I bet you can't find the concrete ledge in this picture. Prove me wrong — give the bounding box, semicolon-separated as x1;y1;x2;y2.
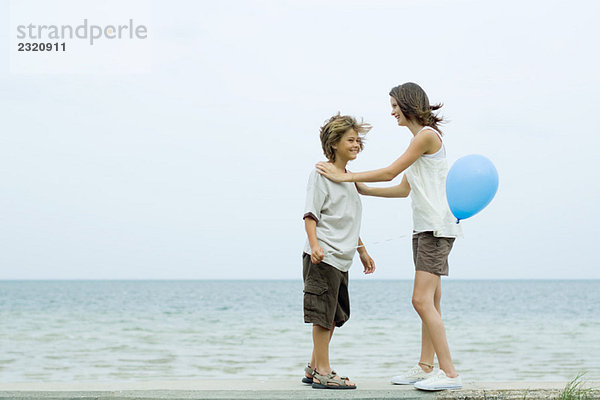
0;380;598;400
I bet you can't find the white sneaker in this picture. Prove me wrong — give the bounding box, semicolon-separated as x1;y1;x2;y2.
413;369;462;391
390;364;435;385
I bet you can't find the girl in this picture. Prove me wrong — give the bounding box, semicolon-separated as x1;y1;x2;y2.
315;82;462;391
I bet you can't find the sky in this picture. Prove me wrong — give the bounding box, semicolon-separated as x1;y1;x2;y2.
1;0;599;280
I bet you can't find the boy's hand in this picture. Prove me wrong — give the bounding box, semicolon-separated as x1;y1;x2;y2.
315;162;347;183
311;246;324;264
359;251;375;274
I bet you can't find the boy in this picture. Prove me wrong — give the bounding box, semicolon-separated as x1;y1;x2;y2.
302;113;376;390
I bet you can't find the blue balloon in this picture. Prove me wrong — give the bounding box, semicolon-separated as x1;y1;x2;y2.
446;155;498;222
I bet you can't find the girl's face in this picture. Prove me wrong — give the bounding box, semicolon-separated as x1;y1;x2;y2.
333;128;361;162
390;96;407;126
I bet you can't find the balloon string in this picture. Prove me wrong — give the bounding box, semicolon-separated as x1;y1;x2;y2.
324;233;412;256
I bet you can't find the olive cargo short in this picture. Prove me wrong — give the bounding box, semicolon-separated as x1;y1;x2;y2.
302;253;350;329
412;231;455;276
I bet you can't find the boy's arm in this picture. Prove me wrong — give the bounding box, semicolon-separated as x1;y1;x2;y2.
356;175;411;198
304;216;324;264
357;237;375;274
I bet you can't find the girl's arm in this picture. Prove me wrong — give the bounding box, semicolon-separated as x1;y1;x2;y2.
356;175;411;198
317;130;437;183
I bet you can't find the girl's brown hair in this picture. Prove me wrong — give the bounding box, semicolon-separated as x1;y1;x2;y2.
389;82;445;134
319;113;371;162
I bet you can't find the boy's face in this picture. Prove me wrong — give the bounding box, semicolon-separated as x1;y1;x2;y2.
332;128;361;162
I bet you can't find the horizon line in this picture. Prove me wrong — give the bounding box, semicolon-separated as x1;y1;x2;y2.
1;278;598;281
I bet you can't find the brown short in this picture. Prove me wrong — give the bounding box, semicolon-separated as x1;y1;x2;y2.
412;231;455;276
302;253;350;329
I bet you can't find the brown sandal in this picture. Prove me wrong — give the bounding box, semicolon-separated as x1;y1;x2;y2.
302;364;337;384
302;364;314;384
312;370;356;390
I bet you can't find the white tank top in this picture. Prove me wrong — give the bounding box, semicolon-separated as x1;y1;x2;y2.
405;127;463;238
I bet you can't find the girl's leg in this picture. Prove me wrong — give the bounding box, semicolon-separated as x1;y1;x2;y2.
418;280;442;371
412;271;457;377
419;324;435;371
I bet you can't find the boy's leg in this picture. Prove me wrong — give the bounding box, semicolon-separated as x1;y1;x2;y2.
312;322;354;387
302;254;343;381
303;254;353;386
304;253;332;376
312;323;334;374
418;280;442;371
412;271;457;378
309;325;335;376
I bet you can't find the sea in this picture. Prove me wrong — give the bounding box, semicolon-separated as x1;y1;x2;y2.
0;280;599;383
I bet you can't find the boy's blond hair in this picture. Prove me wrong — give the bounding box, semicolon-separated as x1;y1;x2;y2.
319;113;371;162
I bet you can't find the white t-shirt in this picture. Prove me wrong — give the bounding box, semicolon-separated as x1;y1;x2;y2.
303;170;362;272
405;127;463;238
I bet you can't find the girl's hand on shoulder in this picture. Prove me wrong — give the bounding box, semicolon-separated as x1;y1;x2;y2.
315;162;346;183
359;251;375;274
